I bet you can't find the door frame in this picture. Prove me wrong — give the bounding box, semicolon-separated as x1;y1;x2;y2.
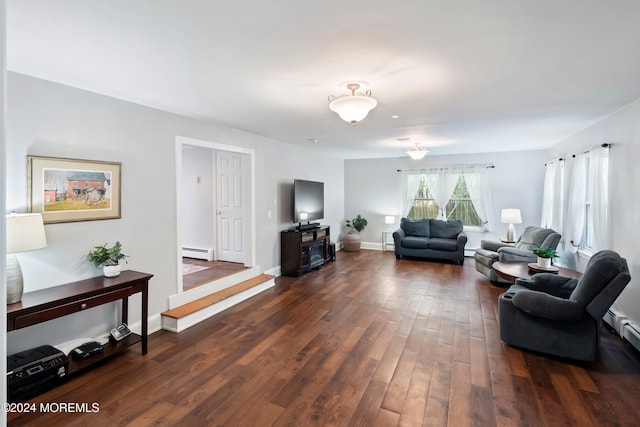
175;135;256;293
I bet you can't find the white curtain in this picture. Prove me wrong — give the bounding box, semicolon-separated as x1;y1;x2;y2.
424;168;460;219
400;172;421;217
565;154;586;253
540;160;564;234
464;166;492;231
541;161;555;228
590;146;610;250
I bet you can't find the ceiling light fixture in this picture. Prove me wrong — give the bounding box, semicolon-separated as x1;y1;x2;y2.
407;142;428;160
328;81;377;125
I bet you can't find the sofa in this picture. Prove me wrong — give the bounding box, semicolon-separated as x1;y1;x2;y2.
474;226;561;283
392;218;467;265
499;250;631;361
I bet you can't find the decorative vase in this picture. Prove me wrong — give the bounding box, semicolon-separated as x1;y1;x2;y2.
103;264;122;277
6;254;24;304
343;232;361;252
537;256;551;268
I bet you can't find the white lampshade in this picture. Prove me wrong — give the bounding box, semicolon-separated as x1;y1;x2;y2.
384;215;395;225
6;213;47;304
329;95;377;125
6;213;47;253
501;209;522;224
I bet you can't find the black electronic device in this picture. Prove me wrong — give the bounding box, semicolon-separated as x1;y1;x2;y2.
110;323;132;342
71;341;103;360
328;242;336;262
7;345;68;402
293;179;324;225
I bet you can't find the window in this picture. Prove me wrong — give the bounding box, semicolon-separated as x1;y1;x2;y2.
408;174;483;226
567;146;609;255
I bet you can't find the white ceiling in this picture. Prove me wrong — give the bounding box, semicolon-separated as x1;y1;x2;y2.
7;1;640;159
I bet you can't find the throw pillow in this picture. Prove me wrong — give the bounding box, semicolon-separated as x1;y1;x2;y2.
429;219;463;239
400;218;430;237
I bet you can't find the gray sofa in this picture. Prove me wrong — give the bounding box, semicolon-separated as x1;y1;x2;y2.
498;250;631;361
392;218;467;265
474;226;561;283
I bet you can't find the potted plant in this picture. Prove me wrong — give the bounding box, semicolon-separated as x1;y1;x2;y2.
343;214;368;252
87;241;128;277
531;246;559;268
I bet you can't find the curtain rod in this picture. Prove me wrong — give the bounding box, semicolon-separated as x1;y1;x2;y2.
396;164;495;172
571;143;610;158
544;157;565;166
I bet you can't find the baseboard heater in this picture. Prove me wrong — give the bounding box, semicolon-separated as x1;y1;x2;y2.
604;308;640;354
182;247;214;261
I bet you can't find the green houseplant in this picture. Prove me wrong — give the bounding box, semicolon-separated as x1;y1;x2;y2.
87;241;128;277
531;246;558;268
346;214;368;233
344;214;368;252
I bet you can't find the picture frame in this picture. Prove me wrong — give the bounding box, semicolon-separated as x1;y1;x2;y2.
27;155;122;224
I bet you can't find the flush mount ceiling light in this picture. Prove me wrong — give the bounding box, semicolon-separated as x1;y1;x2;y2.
328;81;378;125
407;142;428;160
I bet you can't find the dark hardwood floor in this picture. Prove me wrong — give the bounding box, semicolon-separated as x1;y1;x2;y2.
182;258;246;290
9;251;640;426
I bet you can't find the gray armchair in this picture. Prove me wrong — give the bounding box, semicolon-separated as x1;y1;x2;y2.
474;226;561;283
498;250;631;361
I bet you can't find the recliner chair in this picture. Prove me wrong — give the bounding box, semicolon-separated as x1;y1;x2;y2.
498;250;631;361
474;226;561;283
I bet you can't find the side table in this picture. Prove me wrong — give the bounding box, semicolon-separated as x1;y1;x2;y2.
492;261;581;284
382;231;395;252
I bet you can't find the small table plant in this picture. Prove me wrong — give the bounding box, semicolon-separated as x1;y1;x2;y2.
87;241;128;277
531;246;559;268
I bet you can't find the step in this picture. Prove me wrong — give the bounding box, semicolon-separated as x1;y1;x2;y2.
161;273;275;332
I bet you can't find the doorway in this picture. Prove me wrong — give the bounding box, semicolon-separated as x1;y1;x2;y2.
176;136;255;293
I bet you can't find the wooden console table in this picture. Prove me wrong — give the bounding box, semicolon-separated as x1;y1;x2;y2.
7;270;153;374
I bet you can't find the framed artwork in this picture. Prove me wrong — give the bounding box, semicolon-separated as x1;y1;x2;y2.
27;156;122;224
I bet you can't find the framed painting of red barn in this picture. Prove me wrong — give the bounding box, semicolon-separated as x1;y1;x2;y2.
27;156;121;224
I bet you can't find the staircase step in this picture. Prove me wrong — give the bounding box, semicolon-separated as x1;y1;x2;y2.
162;273;274;320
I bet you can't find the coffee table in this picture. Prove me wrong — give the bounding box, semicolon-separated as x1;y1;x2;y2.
492;261;582;283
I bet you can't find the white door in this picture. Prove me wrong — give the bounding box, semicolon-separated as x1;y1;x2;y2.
216;151;246;263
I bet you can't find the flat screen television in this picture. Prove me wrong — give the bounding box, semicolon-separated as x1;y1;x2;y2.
293;179;324;225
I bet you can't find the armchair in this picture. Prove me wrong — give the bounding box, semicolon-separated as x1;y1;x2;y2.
498;250;631;361
474;226;561;283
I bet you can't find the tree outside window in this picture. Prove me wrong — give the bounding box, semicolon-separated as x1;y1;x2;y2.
408;174;482;226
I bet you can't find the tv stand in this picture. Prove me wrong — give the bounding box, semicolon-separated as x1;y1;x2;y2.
281;225;331;276
297;222;320;231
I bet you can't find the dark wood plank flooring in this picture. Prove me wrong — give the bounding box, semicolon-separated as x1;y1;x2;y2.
182;258;246;290
9;251;640;426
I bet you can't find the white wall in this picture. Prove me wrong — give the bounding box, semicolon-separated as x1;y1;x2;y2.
344;150;547;251
1;0;8;412
546;97;640;328
5;72;344;353
181;146;214;250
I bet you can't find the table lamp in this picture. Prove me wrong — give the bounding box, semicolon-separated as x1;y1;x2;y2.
501;209;521;243
384;215;395;230
6;213;47;304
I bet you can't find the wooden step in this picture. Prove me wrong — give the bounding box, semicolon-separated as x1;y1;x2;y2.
162;273;274;320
